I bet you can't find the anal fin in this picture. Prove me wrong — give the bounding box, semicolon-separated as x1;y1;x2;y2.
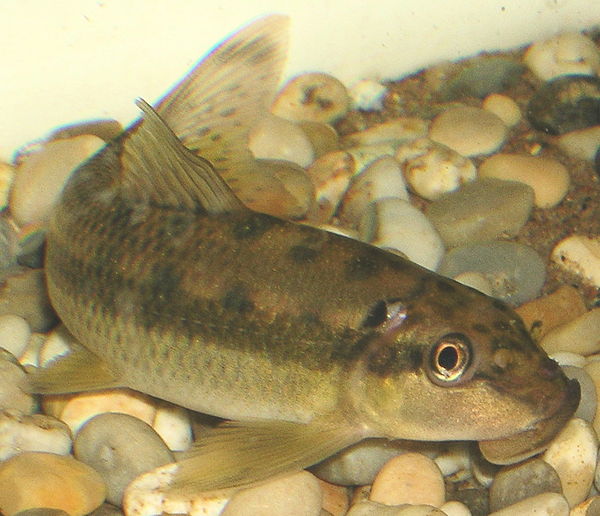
172;418;361;492
26;342;121;394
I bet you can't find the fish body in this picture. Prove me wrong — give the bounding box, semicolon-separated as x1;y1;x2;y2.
34;15;580;490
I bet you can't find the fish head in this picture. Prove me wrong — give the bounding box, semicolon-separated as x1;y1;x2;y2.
347;276;580;464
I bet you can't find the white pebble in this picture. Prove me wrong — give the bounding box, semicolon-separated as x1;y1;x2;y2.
550;351;586;368
557;126;600;161
123;462;229;516
248;115;315;168
347;502;446;516
524;33;600;81
453;272;494;296
540;308;600;356
543;418;598;506
0;356;34;413
0;314;31;357
440;501;472;516
222;471;322;515
482;94;521;127
0;162;15;211
347;143;402;176
370;452;445;507
272;72;350;123
0;408;72;461
152;402;192;452
433;442;470;476
349;79;388;111
359;198;445;271
478;154;570;208
488;492;568;516
552;235;600;287
395;137;476;200
39;325;72;366
10;135;105;226
344;118;428;147
429;106;507;157
338;156;408;227
17;332;45;367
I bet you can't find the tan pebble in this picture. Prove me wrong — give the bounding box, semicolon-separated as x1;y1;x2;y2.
351;485;371;506
429;106;507;157
396;137;476;200
343;118;428;147
543;418;598;506
299;121;339;158
0;314;31;357
488;492;568;515
524;33;600;81
0;408;72;460
540;308;600;356
39;325;72;365
583;361;600;436
440;500;472;516
482;94;521;127
248;115;315;167
318;478;350;516
222;471;322;515
42;388;156;435
347;143;401;176
347;502;446;516
516;285;587;338
0;451;106;516
570;495;600;516
306;151;355;223
453;272;493;296
370;452;445;507
433;443;470;477
17;332;45;367
556;126;600;161
152;401;192;451
478;153;569;208
0;162;15;210
48;119;123;143
551;351;586;368
318;224;359;240
123;462;229;516
10;135;105;226
0;355;34;413
338;156;408;228
551;235;600;287
272;72;350;123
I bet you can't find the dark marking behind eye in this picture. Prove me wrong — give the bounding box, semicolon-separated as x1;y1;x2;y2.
362;300;388;328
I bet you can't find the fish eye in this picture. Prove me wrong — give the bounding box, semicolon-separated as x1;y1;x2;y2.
428;333;472;385
362;299;407;331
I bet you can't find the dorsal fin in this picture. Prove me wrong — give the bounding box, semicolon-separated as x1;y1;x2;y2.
121;99;244;213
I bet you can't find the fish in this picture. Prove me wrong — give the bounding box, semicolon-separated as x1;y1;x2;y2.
29;14;580;491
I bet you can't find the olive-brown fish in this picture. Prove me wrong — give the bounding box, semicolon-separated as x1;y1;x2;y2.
31;15;580;491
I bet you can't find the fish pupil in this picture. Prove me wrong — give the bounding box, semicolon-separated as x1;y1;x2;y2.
429;333;472;384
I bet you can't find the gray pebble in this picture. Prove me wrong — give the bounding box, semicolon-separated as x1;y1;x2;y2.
74;412;174;506
17;229;46;269
441;57;524;100
562;366;596;423
0;352;35;413
13;510;70;516
426;178;534;248
439;241;546;305
489;458;562;512
527;75;600;135
449;486;489;516
87;503;125;516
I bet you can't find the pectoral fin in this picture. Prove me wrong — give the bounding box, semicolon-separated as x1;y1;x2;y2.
173;418;361;492
26;341;122;394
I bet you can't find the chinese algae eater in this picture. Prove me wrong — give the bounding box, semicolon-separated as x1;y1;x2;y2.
31;15;580;491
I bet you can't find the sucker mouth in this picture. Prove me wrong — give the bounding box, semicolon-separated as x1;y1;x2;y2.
478;377;580;465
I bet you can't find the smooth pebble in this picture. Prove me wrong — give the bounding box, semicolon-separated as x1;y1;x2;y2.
527;75;600;135
571;496;600;516
151;401;192;451
248;115;315;167
338;156;408;227
561;366;597;422
524;33;600;81
429;106;507;157
489;458;562;512
426;178;534;248
349;79;388;111
370;452;445;507
478;153;569;208
543;418;598;506
551;234;600;287
74;412;174;506
343;118;428;147
0;408;72;460
0;314;31;359
440;501;472;516
0;451;106;516
222;471;322;516
439;241;546;305
516;285;587;338
550;351;586;368
482;94;521;127
10;135;104;226
557;126;600;161
13;510;70;516
0;353;34;413
0;215;19;269
453;272;494;296
48;119;122;143
122;462;228;516
433;442;470;477
272;72;350;123
298;121;339;158
488;492;569;516
347;502;446;516
395;137;476;200
318;478;350;516
540;308;600;356
0;161;15;211
359;198;445;271
346;143;402;176
583;361;600;437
